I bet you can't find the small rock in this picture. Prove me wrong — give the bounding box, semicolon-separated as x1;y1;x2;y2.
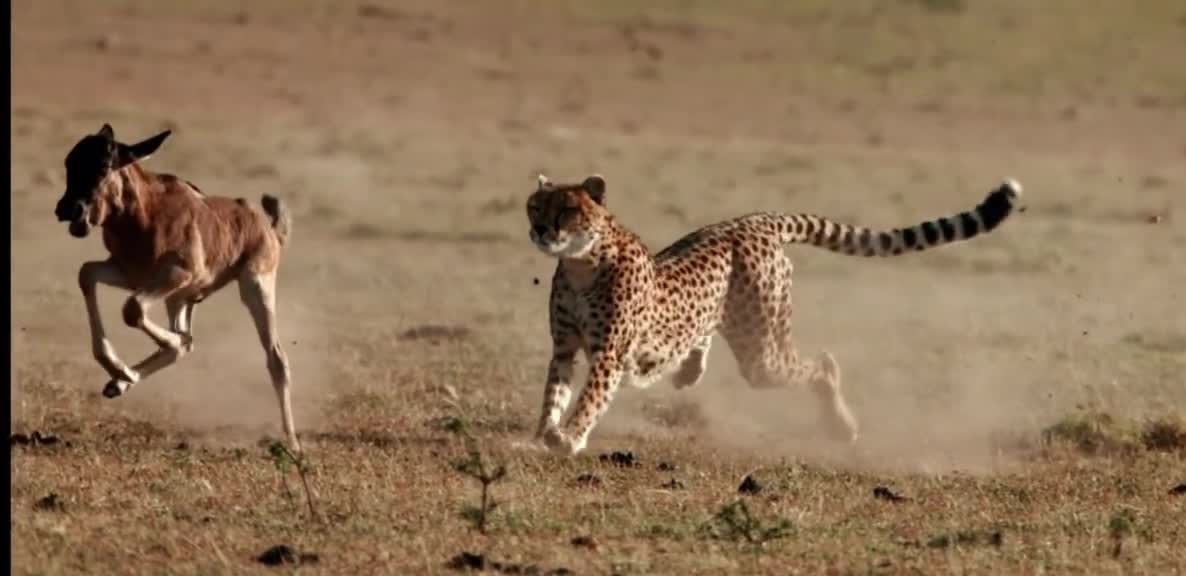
738;475;762;495
575;473;602;487
570;535;599;550
873;486;909;502
988;531;1004;547
34;493;64;511
1147;214;1163;224
10;431;62;448
599;450;640;468
533;277;541;286
256;544;318;566
446;552;486;571
660;478;686;490
1169;483;1186;496
33;431;61;446
175;441;190;451
656;461;676;471
94;34;118;51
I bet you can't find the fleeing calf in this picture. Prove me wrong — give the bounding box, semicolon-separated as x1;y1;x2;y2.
53;124;301;451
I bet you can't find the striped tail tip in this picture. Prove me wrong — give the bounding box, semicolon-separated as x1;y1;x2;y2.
1001;178;1023;200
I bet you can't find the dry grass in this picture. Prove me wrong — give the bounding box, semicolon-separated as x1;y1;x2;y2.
11;395;1186;574
10;0;1186;574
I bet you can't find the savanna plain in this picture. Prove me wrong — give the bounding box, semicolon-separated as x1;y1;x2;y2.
9;1;1186;574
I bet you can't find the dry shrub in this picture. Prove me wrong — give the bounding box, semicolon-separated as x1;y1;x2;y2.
1043;411;1186;456
1042;411;1139;455
1140;415;1186;454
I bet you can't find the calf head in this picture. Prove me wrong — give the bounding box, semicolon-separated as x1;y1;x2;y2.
54;124;171;238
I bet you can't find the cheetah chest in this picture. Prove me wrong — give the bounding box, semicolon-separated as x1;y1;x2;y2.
622;312;707;390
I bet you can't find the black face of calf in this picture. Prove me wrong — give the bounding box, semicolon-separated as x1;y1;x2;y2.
55;123;171;238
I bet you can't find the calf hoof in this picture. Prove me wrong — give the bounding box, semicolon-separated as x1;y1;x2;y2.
102;380;131;399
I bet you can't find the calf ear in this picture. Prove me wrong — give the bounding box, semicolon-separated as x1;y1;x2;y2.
116;130;172;167
537;173;551;190
98;123;115;140
583;174;606;205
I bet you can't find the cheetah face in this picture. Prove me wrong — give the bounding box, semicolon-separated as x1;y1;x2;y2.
526;174;608;259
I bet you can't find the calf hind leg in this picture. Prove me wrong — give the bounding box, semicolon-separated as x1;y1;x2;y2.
239;271;300;452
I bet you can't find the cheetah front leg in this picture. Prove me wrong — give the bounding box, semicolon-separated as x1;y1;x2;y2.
536;350;578;440
535;300;582;442
542;352;623;456
672;336;712;389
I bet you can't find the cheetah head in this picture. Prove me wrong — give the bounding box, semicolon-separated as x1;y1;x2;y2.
526;174;609;258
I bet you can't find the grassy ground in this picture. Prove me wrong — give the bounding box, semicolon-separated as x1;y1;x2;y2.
10;0;1186;574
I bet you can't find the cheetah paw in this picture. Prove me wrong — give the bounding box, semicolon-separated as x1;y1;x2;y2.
820;406;860;445
542;427;585;456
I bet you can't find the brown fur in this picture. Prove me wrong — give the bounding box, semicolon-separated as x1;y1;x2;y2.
54;124;301;451
97;163;283;293
526;174;1023;455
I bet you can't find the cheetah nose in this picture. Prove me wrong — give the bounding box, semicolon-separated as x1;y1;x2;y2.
532;225;548;237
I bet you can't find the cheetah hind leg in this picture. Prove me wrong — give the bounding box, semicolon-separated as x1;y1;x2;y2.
729;341;860;445
808;351;859;444
672;336;712;389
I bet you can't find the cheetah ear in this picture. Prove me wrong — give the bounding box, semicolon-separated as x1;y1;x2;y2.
537;173;550;190
583;174;606;205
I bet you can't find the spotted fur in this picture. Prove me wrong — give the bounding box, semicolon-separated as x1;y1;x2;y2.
526;174;1023;455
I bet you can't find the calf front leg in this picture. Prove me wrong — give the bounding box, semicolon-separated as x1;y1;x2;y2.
103;296;196;398
78;261;139;384
104;263;194;398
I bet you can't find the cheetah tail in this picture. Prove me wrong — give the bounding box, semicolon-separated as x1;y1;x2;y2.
778;179;1023;257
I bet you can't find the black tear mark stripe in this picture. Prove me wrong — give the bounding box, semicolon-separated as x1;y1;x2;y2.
774;179;1022;257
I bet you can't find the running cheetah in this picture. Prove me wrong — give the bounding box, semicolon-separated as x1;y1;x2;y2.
526;174;1023;455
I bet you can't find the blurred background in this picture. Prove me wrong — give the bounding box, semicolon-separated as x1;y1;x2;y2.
11;0;1186;470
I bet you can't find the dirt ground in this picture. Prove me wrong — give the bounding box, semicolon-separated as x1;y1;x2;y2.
9;1;1186;574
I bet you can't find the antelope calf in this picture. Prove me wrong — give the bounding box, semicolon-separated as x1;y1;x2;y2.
53;124;300;451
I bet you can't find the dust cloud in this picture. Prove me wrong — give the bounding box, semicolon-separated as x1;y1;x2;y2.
107;289;332;447
599;260;1058;475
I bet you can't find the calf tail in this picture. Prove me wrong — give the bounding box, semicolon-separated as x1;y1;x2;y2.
261;194;292;247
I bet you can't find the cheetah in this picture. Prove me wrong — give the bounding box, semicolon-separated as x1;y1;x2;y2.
526;173;1023;455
